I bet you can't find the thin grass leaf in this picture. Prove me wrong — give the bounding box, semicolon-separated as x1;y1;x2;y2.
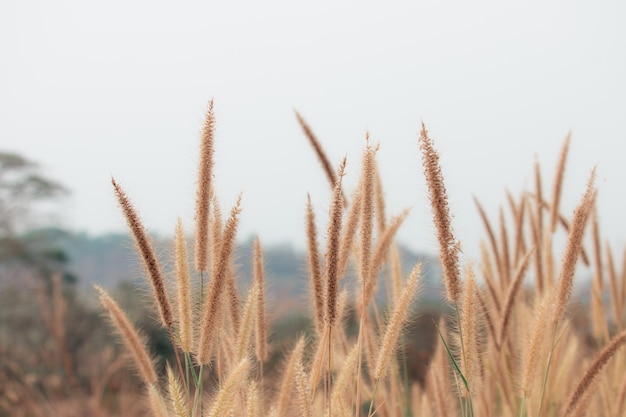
434;321;469;392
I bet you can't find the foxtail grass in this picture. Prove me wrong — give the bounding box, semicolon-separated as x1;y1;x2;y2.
418;123;460;303
111;178;173;329
306;194;325;335
174;219;192;353
253;237;268;364
197;194;242;364
195;99;215;273
563;330;626;415
95;105;626;417
549;134;570;232
552;168;596;324
95;286;158;386
373;264;421;380
295;110;339;193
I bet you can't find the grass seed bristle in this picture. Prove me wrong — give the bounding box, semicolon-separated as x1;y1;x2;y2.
111;178;173;329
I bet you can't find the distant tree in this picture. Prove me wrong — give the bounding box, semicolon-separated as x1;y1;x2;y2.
0;151;67;236
0;152;84;396
0;151;69;276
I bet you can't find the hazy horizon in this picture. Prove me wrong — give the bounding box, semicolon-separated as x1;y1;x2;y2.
2;1;625;261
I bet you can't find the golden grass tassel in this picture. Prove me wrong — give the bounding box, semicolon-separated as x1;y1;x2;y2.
95;286;157;386
374;160;387;234
498;248;535;346
563;329;626;415
338;187;362;277
235;283;258;363
111;178;173;329
460;263;480;394
330;344;360;415
195;99;216;272
246;381;260;417
253;237;268;363
295;110;338;192
374;263;421;380
206;358;251;417
274;337;305;417
166;364;189;417
550;133;571;233
364;208;411;309
418;123;461;302
360;140;376;294
295;359;313;417
553;169;596;324
325;157;346;328
198;194;242;364
306;194;325;335
147;384;168;417
520;293;551;398
174;218;192;352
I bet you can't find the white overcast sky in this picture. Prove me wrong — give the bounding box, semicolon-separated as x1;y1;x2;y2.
1;1;625;259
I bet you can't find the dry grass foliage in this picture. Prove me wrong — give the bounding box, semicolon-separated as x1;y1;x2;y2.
96;103;626;417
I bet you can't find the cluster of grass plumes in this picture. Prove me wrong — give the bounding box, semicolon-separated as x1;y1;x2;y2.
97;103;626;417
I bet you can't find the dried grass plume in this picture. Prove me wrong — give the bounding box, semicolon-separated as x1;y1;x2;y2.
111;178;173;329
418;122;461;302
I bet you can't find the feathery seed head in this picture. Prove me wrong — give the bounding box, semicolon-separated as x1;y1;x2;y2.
253;237;268;362
295;110;338;192
197;194;243;364
195;98;215;272
206;358;251;417
374;263;421;379
174;218;192;352
306;194;325;335
460;263;479;392
95;286;158;385
111;178;173;329
418;123;461;302
553;168;596;324
360;141;376;290
324;157;346;327
564;329;626;415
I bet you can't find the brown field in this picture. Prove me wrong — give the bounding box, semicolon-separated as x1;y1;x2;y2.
2;102;625;417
